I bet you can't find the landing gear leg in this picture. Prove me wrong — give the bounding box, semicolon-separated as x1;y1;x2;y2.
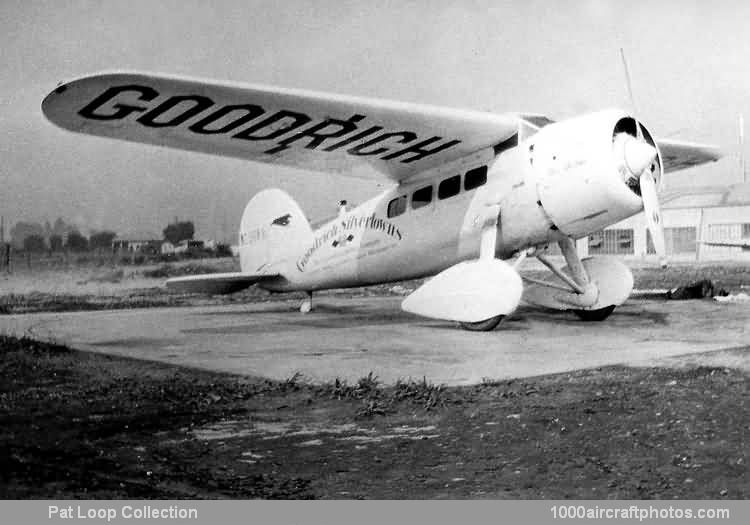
300;291;312;313
557;238;617;321
547;238;614;321
458;204;506;331
522;238;631;322
533;238;595;300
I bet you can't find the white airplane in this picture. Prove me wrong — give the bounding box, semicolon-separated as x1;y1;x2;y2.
42;72;721;330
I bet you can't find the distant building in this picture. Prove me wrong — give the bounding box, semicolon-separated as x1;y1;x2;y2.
585;184;750;262
112;234;163;254
174;239;205;254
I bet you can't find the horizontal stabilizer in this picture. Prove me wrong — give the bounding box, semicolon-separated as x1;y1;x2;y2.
166;272;275;295
401;259;522;323
700;239;750;249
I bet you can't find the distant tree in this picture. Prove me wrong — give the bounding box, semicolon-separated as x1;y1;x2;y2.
66;230;89;252
89;230;117;251
10;222;44;250
52;217;74;237
49;234;63;252
163;221;195;245
23;234;46;253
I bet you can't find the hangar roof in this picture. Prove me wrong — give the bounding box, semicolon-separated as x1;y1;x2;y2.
662;183;750;209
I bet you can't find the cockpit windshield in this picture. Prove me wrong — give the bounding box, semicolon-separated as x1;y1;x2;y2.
519;114;556;141
522;115;556;129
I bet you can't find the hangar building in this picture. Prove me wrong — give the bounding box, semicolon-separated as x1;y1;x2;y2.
579;183;750;261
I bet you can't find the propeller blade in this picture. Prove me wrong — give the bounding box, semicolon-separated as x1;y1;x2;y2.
619;49;666;267
640;170;667;268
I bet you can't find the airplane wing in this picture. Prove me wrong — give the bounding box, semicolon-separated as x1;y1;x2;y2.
42;72;519;182
166;272;277;294
656;139;722;173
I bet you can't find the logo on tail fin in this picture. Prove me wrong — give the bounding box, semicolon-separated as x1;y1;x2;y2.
271;213;291;226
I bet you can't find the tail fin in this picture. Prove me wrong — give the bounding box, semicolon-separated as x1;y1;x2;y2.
239;188;313;274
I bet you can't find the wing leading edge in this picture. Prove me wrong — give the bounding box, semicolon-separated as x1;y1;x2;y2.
42;72;519;183
42;72;720;179
656;139;722;173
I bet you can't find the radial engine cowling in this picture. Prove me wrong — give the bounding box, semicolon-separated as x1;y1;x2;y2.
531;109;662;238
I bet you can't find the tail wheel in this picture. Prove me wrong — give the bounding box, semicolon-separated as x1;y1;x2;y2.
573;305;616;322
459;315;505;332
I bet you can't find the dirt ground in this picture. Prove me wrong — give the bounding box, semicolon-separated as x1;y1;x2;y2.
1;335;747;499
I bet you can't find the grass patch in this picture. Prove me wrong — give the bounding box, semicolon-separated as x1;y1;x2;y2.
313;373;446;418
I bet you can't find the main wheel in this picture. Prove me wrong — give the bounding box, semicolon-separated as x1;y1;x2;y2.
573;305;616;322
459;315;505;332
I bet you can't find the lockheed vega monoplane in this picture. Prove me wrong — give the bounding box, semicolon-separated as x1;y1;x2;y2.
43;72;721;330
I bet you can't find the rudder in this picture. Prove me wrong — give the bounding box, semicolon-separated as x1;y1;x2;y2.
239;189;313;274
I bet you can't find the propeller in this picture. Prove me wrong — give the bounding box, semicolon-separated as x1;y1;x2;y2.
620;48;668;268
638;156;667;268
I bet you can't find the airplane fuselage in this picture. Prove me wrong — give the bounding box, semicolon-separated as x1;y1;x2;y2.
259;110;648;292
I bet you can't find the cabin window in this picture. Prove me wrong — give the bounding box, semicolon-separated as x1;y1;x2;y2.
387;195;407;218
438;175;461;200
411;185;432;209
464;166;487;191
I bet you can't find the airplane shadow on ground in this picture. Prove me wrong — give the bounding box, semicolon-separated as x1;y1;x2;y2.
188;302;416;333
188;301;669;333
514;304;670;327
197;302;371;316
417;304;670;331
413;319;529;332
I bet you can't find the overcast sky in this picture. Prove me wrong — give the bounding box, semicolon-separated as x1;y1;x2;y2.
1;0;748;240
